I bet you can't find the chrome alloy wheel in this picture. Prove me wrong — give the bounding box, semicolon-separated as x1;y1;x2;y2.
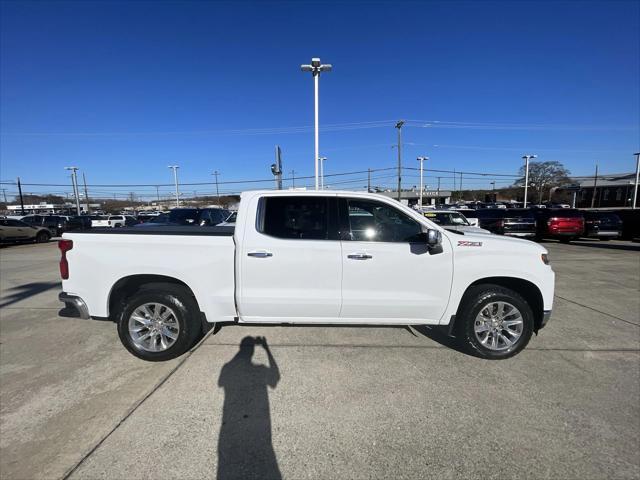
474;301;524;351
128;302;180;352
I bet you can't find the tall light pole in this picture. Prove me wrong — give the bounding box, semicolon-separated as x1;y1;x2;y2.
212;170;220;205
301;57;332;190
319;157;327;189
395;120;405;201
521;155;537;208
416;156;428;208
64;166;81;215
290;170;296;188
168;165;180;207
633;152;640;209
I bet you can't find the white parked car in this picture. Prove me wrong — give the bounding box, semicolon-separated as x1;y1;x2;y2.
91;215;134;228
58;190;555;362
423;210;491;235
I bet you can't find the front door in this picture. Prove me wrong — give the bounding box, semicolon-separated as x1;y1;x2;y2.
339;197;453;323
238;195;342;322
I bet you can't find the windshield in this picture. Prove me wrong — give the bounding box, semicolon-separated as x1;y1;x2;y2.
425;212;470;226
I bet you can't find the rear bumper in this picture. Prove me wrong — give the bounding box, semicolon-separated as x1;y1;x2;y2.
504;232;536;238
540;310;552;329
58;292;90;319
595;231;621;237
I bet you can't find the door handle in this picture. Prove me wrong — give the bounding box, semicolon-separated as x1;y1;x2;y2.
347;253;372;260
247;250;273;258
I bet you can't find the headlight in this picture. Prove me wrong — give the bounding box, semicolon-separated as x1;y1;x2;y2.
541;253;550;265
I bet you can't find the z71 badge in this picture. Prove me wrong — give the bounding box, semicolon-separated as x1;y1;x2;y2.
458;240;483;247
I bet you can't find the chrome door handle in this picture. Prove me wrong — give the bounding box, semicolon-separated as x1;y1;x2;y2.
347;253;372;260
247;250;273;258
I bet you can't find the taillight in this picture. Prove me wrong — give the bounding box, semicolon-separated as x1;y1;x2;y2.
58;239;73;279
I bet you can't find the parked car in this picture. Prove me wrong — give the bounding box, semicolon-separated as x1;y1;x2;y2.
21;214;84;237
217;211;237;226
0;218;51;243
423;210;491;235
74;215;93;230
466;209;537;239
92;215;138;228
532;209;585;243
133;208;231;228
59;190;555;362
583;211;623;240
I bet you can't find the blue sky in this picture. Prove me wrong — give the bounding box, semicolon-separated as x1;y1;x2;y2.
1;0;639;199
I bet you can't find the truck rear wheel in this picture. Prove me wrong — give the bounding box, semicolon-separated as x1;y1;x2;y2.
117;283;201;361
457;285;534;360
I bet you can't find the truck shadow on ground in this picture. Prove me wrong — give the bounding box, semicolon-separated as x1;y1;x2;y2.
0;281;59;308
410;325;478;357
217;336;281;480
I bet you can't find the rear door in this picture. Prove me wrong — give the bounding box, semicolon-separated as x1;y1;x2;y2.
339;197;453;323
237;195;342;321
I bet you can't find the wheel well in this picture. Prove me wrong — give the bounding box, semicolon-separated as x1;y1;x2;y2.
108;274;198;320
460;277;545;332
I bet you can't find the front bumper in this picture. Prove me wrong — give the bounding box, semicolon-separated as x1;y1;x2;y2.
540;310;552;329
58;292;90;319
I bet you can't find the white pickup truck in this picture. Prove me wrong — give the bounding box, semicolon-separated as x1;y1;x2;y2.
58;190;554;361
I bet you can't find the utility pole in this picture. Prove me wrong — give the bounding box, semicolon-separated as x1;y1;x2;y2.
452;168;456;201
290;170;296;188
319;157;327;189
395;120;404;201
17;177;25;214
633;152;640;209
1;188;7;203
272;146;283;190
437;176;441;195
168;165;180;207
155;186;160;203
416;156;428;208
367;168;371;192
590;163;599;209
301;58;332;190
212;170;220;206
64;166;81;215
82;172;90;213
521;154;537;208
459;172;463;201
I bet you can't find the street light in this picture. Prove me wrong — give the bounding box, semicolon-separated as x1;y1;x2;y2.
633;152;640;209
319;157;327;189
395;120;405;201
212;170;220;205
64;166;81;215
168;165;180;207
416;156;429;208
521;155;537;208
301;57;332;190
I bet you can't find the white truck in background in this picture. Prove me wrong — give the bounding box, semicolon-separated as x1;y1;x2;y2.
58;190;555;361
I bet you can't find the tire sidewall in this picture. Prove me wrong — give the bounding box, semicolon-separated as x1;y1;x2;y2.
36;231;50;243
117;289;199;362
462;287;534;360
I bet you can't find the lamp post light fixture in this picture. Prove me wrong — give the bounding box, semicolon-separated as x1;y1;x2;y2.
416;156;429;207
301;57;332;190
168;165;180;207
64;166;82;215
319;157;327;189
521;155;537;208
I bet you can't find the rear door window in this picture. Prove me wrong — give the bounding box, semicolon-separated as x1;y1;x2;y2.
259;196;330;240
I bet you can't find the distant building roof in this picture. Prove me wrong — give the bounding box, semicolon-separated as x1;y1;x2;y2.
570;172;637;188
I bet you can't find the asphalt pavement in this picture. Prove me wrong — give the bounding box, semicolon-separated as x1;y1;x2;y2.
1;239;638;479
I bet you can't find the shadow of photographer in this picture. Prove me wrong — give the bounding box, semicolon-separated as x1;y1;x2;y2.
217;336;281;480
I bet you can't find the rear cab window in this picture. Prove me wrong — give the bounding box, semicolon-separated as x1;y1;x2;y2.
258;196;334;240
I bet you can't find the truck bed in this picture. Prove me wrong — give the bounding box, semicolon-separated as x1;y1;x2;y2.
76;226;235;236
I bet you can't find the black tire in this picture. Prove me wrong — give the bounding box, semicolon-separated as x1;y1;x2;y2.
457;284;534;360
117;283;202;362
35;231;50;243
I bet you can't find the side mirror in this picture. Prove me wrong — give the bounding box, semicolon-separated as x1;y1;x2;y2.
426;229;442;247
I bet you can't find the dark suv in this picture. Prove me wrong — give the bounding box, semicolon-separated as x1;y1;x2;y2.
467;209;537;239
583;211;622;240
532;209;585;243
21;215;84;236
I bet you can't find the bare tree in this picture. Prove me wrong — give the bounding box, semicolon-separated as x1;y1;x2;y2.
515;161;571;204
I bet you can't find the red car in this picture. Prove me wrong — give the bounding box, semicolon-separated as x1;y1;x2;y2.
533;209;585;243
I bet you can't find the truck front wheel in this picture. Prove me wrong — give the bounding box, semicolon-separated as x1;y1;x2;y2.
457;285;534;360
117;283;201;361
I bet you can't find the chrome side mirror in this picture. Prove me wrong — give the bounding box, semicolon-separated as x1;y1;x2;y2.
426;229;442;247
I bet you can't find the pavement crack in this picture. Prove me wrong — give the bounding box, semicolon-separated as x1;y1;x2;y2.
60;328;215;480
554;295;640;327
